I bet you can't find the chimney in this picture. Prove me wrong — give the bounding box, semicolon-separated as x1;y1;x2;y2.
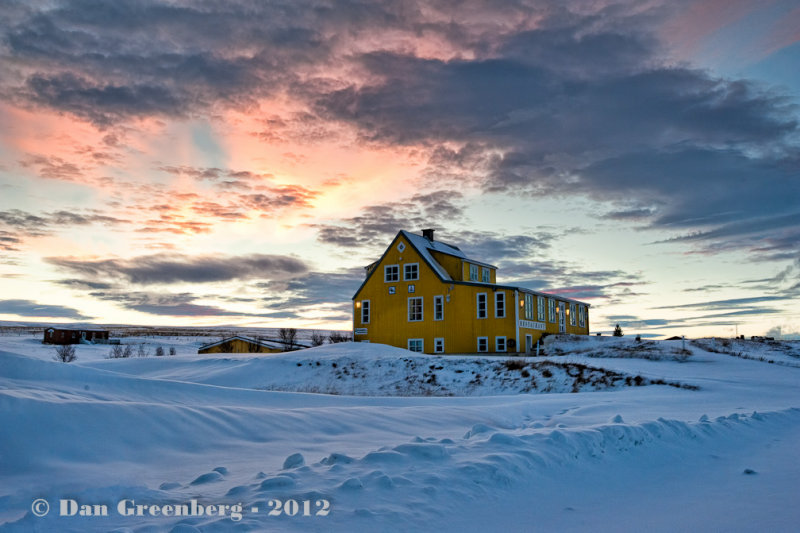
422;228;435;241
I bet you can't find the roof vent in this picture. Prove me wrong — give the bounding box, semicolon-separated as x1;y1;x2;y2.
422;228;435;241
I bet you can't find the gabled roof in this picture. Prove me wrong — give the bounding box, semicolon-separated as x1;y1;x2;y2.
352;230;498;299
198;335;308;351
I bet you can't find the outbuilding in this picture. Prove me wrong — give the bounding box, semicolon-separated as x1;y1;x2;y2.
43;328;110;345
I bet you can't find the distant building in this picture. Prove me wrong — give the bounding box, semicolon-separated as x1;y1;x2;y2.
198;335;309;354
43;327;110;345
352;229;590;354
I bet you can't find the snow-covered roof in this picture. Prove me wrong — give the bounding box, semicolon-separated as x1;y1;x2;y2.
401;230;497;280
198;335;308;351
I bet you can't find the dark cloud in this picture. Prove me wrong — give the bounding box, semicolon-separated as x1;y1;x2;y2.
313;191;466;249
0;299;91;319
0;209;130;247
654;296;794;311
46;253;309;285
88;290;278;317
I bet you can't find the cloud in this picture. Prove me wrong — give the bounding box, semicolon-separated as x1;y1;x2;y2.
87;290;281;317
654;296;794;311
46;253;309;285
0;299;91;319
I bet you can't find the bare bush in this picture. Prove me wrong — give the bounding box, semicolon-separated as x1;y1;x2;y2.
122;344;133;358
137;343;149;357
108;345;125;359
169;347;176;356
310;331;326;347
53;344;77;363
155;345;165;357
279;328;298;351
328;331;351;343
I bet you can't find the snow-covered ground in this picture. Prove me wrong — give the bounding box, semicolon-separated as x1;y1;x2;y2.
0;333;799;532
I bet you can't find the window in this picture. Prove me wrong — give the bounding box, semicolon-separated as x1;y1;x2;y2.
434;338;444;353
496;336;507;352
548;298;556;323
361;300;370;324
397;242;405;252
477;293;487;319
482;268;491;283
404;263;419;281
477;337;488;352
469;264;479;281
434;295;444;321
408;297;423;322
537;296;545;322
408;339;423;352
569;303;576;326
524;293;534;320
579;305;586;327
495;292;506;318
408;284;415;293
385;264;399;282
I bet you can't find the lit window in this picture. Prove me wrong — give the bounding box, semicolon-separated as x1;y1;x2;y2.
469;264;479;281
385;264;399;282
361;300;370;324
477;337;488;352
537;296;545;322
496;336;506;352
569;303;576;326
404;263;419;281
477;293;487;319
434;295;444;321
408;339;423;352
548;298;556;323
434;338;444;353
495;292;505;318
482;268;490;283
525;293;534;320
408;297;423;322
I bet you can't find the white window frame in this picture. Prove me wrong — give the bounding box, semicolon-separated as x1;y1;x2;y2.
384;264;399;282
524;293;533;320
495;336;507;352
469;264;479;281
361;300;370;324
408;338;423;352
477;293;487;319
548;298;556;323
408;296;423;322
569;302;576;326
434;337;444;353
482;268;491;283
579;305;586;327
404;262;419;281
434;295;444;321
477;336;488;352
537;296;545;322
495;291;506;318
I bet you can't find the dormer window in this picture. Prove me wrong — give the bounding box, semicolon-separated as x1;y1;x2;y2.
482;268;490;283
469;264;479;281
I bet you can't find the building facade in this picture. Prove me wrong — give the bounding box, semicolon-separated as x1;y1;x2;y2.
352;230;590;354
43;328;110;345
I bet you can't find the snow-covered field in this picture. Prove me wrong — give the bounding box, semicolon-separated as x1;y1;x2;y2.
1;333;799;532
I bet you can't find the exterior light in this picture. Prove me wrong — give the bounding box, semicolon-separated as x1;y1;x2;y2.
355;302;361;308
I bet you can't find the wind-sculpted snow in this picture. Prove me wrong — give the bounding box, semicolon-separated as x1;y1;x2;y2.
1;336;799;531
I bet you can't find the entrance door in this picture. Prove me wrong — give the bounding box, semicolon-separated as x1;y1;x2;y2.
525;334;533;353
558;302;566;333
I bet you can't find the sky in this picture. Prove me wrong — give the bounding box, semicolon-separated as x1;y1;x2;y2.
0;0;798;339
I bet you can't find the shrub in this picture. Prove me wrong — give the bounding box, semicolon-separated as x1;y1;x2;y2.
613;324;624;337
310;330;326;347
108;345;125;359
137;343;149;357
328;331;351;343
155;345;165;357
53;344;77;363
169;347;176;356
279;328;298;351
122;344;133;358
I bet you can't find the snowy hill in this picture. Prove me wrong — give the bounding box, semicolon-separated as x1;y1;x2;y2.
1;334;799;531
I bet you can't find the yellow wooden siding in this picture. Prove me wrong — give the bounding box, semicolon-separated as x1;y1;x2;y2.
429;250;463;280
198;338;282;354
353;233;590;354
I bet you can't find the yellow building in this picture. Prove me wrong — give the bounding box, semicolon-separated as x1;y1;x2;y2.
198;336;295;354
352;229;590;354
